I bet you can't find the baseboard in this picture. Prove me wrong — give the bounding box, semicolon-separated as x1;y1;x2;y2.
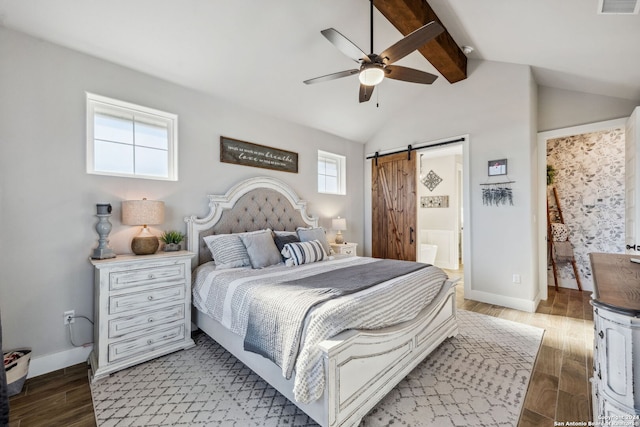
464;288;537;313
27;345;93;378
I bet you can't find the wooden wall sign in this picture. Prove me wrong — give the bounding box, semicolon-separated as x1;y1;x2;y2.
220;136;298;173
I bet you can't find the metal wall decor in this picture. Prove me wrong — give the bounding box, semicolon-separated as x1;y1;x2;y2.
421;170;442;191
421;195;449;208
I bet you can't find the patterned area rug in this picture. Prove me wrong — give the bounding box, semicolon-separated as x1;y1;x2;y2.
91;310;543;426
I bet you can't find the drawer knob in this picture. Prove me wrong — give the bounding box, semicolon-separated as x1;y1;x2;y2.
148;318;153;323
598;330;604;339
148;274;154;279
147;339;153;345
148;296;154;301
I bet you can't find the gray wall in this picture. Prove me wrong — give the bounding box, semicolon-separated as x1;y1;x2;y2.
365;59;540;311
0;28;364;364
538;86;638;132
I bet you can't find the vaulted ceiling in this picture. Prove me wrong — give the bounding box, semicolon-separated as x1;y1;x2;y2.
1;0;639;142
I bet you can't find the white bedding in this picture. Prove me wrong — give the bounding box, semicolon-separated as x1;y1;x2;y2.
192;255;448;403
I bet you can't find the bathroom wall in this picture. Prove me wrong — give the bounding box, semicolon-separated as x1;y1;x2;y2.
417;151;462;268
546;128;625;290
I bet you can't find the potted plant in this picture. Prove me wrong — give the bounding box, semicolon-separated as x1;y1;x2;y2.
547;164;557;186
160;230;185;252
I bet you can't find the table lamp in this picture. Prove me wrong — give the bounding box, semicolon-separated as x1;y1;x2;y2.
122;198;165;255
332;216;347;244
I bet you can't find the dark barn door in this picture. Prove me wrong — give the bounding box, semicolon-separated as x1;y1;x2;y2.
371;152;417;260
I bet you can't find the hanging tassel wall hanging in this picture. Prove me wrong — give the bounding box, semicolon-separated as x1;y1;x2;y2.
481;181;515;206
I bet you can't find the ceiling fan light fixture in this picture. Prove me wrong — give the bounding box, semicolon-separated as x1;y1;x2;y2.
359;66;385;86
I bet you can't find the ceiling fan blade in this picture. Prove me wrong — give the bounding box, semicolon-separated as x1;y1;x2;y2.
379;21;444;65
303;69;359;85
385;65;438;84
321;28;371;63
359;84;375;103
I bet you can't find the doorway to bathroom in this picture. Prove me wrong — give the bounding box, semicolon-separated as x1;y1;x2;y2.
416;143;464;270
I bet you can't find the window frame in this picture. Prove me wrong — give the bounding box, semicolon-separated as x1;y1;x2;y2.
86;92;178;181
317;150;346;195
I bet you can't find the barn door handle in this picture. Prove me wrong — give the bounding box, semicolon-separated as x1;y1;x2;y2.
410;227;415;244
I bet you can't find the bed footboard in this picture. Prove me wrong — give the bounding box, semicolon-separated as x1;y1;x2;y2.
194;279;457;427
318;281;458;427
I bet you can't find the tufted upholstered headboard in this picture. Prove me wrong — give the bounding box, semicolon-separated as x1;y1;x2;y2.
185;177;318;268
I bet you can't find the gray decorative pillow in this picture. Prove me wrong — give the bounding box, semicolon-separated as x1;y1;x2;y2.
240;230;282;269
273;230;298;237
297;227;332;255
203;234;251;269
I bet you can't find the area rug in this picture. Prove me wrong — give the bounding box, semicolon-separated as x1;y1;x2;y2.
91;310;543;426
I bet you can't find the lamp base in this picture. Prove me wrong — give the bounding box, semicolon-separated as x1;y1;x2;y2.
131;236;159;255
335;232;344;244
131;226;159;255
91;248;116;260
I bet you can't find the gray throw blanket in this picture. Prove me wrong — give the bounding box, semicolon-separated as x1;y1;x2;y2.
553;241;574;262
243;259;428;378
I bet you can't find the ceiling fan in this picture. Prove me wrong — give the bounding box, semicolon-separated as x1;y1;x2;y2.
303;0;444;103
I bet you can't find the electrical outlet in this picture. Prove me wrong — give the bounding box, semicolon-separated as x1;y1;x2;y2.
63;310;75;325
512;274;521;284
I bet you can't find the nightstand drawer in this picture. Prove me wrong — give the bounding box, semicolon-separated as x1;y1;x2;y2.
108;304;185;338
109;264;185;291
330;243;358;257
108;323;185;362
109;285;184;315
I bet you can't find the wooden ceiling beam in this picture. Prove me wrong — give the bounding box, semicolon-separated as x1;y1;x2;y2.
374;0;467;83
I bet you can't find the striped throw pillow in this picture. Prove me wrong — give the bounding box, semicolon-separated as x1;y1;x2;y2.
203;234;251;269
282;240;327;266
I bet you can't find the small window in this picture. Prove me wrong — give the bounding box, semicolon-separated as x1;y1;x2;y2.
86;93;178;181
318;150;346;195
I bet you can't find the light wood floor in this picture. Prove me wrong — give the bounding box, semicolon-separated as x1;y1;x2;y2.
8;284;593;427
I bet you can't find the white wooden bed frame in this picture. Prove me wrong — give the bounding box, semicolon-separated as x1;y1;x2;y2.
185;176;458;427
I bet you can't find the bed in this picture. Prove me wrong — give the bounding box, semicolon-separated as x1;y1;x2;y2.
185;176;458;427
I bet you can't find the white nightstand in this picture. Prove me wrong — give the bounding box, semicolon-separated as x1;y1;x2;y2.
89;251;195;381
330;242;358;257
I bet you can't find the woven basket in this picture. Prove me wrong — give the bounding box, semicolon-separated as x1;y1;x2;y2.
3;348;31;396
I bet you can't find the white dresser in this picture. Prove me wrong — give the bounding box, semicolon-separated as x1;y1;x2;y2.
89;251;195;381
589;253;640;426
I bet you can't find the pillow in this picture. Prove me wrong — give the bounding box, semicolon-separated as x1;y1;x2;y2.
203;234;250;269
239;230;282;269
551;223;569;242
282;240;327;266
273;230;298;237
273;234;300;257
297;227;332;256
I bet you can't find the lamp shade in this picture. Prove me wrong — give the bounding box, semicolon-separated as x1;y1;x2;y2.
332;217;347;231
122;199;165;226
